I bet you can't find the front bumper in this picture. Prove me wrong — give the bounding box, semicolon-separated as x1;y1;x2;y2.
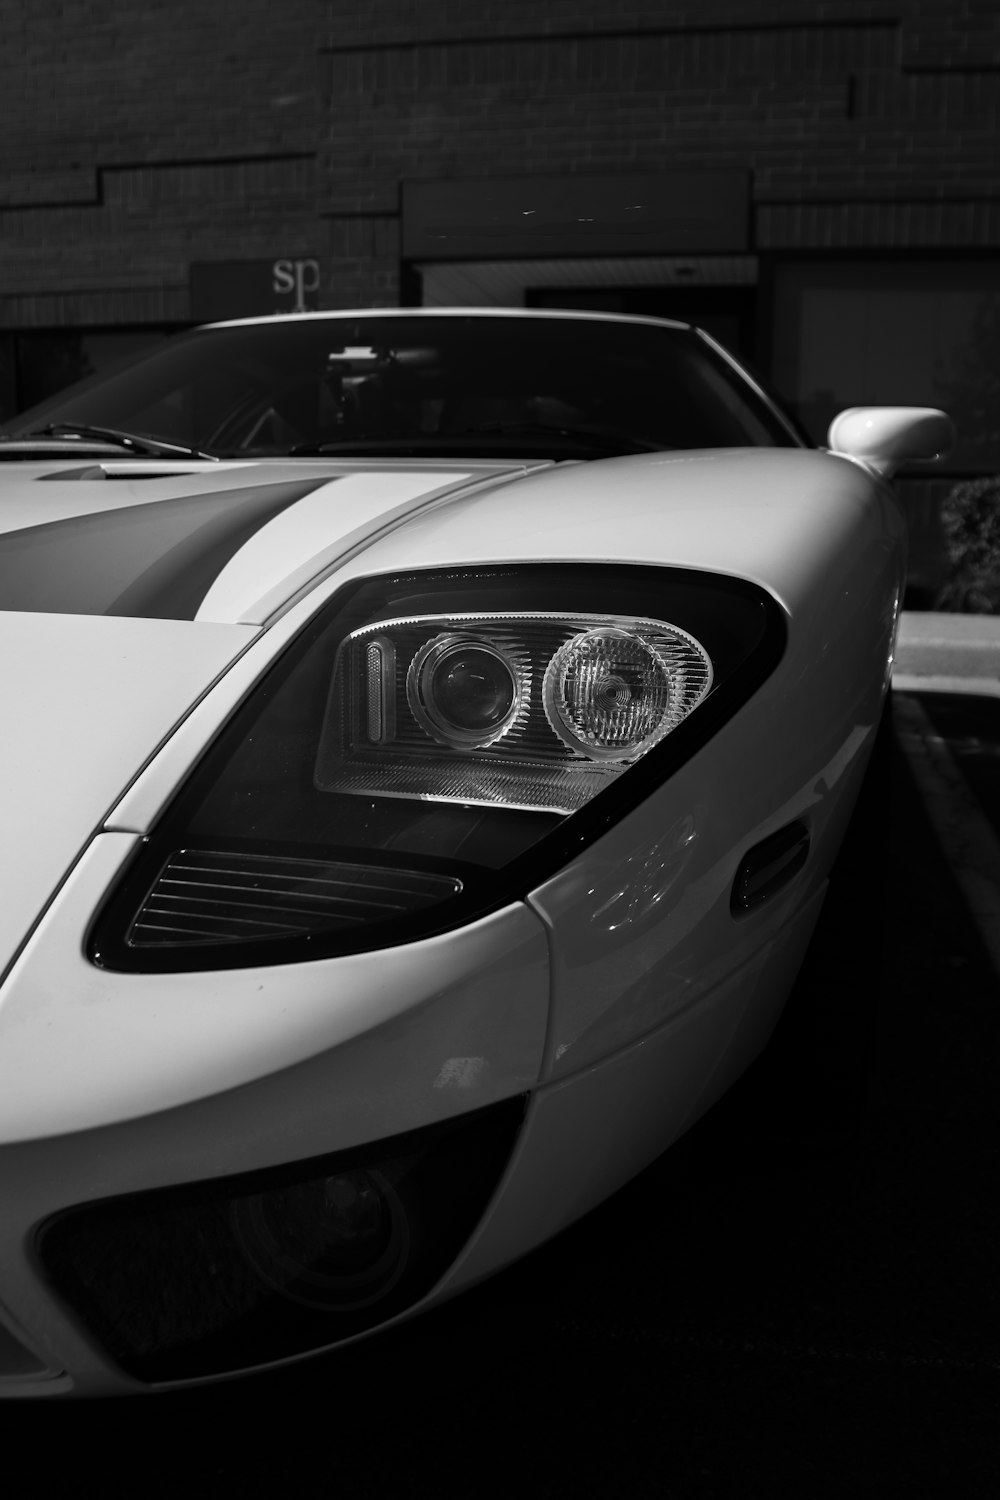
0;835;549;1397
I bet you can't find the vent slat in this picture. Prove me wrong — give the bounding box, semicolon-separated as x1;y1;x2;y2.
147;889;410;916
160;870;421;899
165;860;442;896
128;850;462;948
140;903;325;930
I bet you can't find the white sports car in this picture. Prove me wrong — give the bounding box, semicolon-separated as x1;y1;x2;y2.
0;309;950;1396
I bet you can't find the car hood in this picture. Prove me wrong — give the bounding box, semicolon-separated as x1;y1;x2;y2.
0;446;894;978
0;610;258;979
289;446;902;623
0;458;552;625
0;459;551;976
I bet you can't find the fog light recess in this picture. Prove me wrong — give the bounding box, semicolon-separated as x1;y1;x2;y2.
34;1096;526;1384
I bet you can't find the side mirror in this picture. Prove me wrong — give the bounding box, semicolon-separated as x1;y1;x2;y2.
827;407;955;478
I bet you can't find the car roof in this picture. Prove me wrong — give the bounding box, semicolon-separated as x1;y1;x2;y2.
203;306;694;333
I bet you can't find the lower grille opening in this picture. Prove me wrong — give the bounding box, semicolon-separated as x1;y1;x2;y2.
34;1096;526;1384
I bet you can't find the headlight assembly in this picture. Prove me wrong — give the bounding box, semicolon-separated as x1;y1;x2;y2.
89;565;784;971
320;610;712;813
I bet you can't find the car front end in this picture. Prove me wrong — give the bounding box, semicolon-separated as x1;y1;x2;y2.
0;430;904;1395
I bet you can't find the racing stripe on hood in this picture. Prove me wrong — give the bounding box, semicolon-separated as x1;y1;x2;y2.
0;477;329;620
193;469;478;624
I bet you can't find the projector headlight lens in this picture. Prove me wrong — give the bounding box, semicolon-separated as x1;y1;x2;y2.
408;634;525;748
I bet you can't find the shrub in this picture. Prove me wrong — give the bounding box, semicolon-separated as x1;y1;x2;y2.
934;475;1000;613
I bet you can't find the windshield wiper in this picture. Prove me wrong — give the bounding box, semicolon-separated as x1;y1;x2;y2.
27;423;218;461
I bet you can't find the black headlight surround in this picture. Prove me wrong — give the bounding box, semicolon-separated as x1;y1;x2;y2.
88;564;786;972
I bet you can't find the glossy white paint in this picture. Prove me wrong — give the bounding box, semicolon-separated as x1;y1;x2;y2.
0;458;555;626
85;439;897;1136
0;881;819;1401
317;446;903;620
529;707;875;1081
0;883;547;1396
827;405;954;476
434;882;826;1303
0;612;255;976
0;310;924;1395
520;450;899;1072
193;468;476;623
0;462;334;532
0;832;548;1143
101;446;903;842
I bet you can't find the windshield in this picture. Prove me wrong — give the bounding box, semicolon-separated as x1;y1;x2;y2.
2;314;798;460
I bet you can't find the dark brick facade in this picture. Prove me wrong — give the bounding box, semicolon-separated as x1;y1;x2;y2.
2;2;996;592
1;1;995;322
315;1;1000;287
0;0;319;326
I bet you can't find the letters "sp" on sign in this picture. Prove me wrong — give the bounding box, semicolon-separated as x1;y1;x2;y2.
273;258;320;312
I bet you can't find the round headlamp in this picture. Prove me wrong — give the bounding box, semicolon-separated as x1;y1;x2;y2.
543;625;711;761
407;633;526;749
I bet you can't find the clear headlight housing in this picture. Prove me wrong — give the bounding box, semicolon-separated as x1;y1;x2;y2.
319;611;712;814
89;565;784;971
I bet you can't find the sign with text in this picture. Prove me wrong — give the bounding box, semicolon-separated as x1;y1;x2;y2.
190;258;320;321
402;174;749;260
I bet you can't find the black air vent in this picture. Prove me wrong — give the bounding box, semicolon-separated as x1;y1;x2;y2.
127;850;463;947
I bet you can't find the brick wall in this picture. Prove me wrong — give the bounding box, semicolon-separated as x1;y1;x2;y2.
0;1;996;316
0;0;319;324
318;1;1000;295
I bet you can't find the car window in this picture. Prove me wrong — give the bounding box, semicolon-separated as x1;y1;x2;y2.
3;316;799;459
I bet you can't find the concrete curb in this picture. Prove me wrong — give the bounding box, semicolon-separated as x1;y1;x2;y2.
893;675;1000;697
893;611;1000;693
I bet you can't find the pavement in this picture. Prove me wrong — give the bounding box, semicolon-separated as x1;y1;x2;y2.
895;609;1000;697
4;613;998;1498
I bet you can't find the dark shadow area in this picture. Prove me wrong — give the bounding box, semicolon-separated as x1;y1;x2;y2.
3;707;998;1497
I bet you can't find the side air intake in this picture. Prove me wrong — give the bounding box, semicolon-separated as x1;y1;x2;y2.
126;850;463;947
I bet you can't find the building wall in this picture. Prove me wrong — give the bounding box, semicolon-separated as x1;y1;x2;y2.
1;1;998;591
2;1;996;325
320;0;999;282
0;0;319;329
